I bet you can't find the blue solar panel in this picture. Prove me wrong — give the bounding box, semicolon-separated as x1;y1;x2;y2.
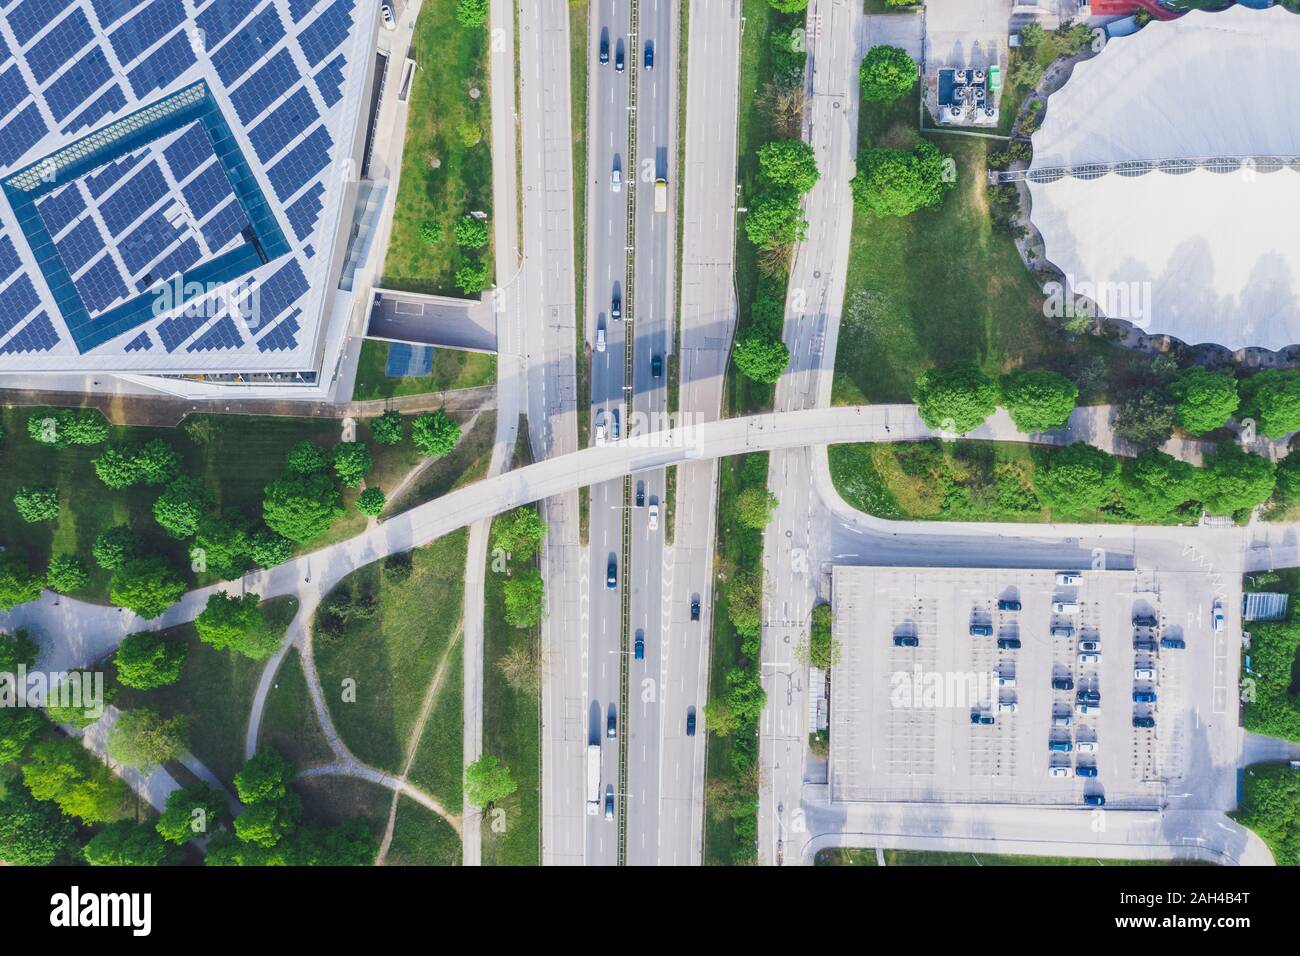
186;314;242;351
195;0;259;49
248;258;307;331
54;218;106;275
100;160;167;235
0;275;40;337
109;0;185;65
85;152;145;197
73;254;128;313
139;235;199;287
249;86;318;163
0;28;9;66
0;63;28;121
285;180;324;241
157;306;208;351
124;329;152;351
126;29;195;98
228;47;296;124
289;0;319;22
200;197;248;251
7;0;74;47
298;0;352;67
42;46;113;121
267;124;331;202
210;3;284;87
36;184;86;236
62;83;126;134
26;8;93;85
0;311;59;353
0;101;47;166
162;122;213;182
120;209;185;275
0;236;21;280
91;0;147;32
181;160;234;219
256;307;299;351
313;54;345;108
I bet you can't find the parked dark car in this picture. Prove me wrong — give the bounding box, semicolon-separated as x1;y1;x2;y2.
611;291;621;320
599;32;609;64
607;705;617;738
604;784;615;819
636;481;645;507
644;40;654;70
686;707;696;736
615;41;625;72
997;599;1022;611
634;629;644;661
1160;636;1186;650
996;637;1022;650
1133;715;1156;728
690;595;701;621
1075;765;1098;778
607;556;618;589
651;354;662;378
1077;689;1100;703
1133;690;1157;703
970;711;995;725
1051;677;1075;691
894;635;919;647
1084;794;1105;807
1132;613;1158;627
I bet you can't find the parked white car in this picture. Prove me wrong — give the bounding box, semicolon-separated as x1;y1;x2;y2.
1078;652;1100;665
1076;741;1098;754
647;503;659;531
1212;598;1225;632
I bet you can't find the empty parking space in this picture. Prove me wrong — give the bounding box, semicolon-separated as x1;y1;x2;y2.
830;566;1240;809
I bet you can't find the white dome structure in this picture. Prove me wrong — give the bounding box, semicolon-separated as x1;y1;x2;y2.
1026;5;1300;351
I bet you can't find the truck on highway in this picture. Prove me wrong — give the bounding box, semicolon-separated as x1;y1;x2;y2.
586;744;601;815
654;178;667;213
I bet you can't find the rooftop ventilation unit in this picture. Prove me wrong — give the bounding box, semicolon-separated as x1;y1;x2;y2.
974;70;986;84
955;69;969;83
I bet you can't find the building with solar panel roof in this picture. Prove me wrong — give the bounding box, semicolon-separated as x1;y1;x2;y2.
0;0;377;397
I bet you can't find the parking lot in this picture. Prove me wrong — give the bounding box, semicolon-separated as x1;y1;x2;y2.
829;566;1241;809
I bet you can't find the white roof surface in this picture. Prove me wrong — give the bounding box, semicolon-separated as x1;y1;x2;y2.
1027;6;1300;351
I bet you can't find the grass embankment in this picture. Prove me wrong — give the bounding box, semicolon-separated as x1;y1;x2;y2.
571;1;590;455
703;453;768;866
384;410;496;515
313;532;468;800
381;0;493;295
832;87;1145;407
352;340;496;401
1234;763;1300;866
257;648;334;771
384;795;463;865
113;597;298;789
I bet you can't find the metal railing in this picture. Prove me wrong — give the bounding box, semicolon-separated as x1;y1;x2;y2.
991;154;1300;184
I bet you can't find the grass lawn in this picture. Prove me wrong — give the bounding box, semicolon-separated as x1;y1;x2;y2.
257;647;334;771
313;530;468;777
381;0;493;295
113;597;298;789
383;795;463;865
480;512;541;866
406;639;464;815
702;452;768;866
571;1;590;450
293;775;391;839
833;88;1146;406
384;410;496;515
351;340;496;400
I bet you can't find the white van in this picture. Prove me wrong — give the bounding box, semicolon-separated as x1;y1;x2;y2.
1052;601;1079;614
1133;668;1155;681
1076;741;1098;754
1078;652;1100;665
595;410;607;445
1049;766;1071;778
596;327;606;352
611;166;621;192
1076;703;1100;716
996;701;1019;714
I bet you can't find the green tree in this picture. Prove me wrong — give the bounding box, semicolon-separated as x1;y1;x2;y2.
859;44;917;102
1113;388;1176;449
157;782;226;844
1019;21;1046;46
1000;369;1078;433
45;554;88;594
0;554;45;611
114;632;187;690
0;789;79;865
110;556;186;619
92;444;140;488
235;750;296;804
23;737;127;823
420;220;442;245
735;486;778;529
28;408;109;447
1239;369;1300;439
249;529;294;568
13;485;59;523
356;487;386;517
1200;444;1276;517
503;570;545;629
153;476;211;539
263;472;344;542
454;215;490;248
284;440;331;476
464;754;518;808
194;512;251;579
851;141;954;218
743;188;807;249
196;592;279;660
732;331;790;384
726;569;763;638
1167;367;1239;436
107;707;190;770
913;362;998;434
1234;763;1300;866
332;441;373;487
412;409;461;458
234;792;302;848
766;0;808;11
84;820;180;866
92;525;139;570
455;260;492;295
757;139;820;194
369;410;405;445
1034;443;1120;515
284;819;377;866
134;439;182;486
1117;450;1201;522
0;629;38;673
492;507;548;560
0;707;43;764
722;666;767;726
455;0;489;27
800;602;841;670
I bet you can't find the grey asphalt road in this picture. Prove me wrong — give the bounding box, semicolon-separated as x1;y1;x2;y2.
585;0;632;866
367;289;497;352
